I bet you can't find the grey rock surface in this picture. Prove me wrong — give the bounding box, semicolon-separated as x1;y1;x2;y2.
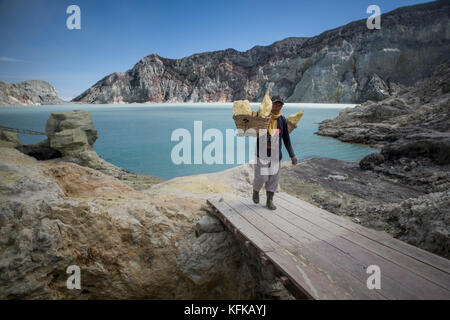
0;80;68;106
195;215;225;237
359;153;385;170
317;62;450;148
376;190;449;258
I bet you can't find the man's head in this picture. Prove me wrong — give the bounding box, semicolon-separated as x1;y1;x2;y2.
271;95;284;114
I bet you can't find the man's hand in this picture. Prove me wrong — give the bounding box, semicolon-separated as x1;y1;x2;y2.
291;156;298;165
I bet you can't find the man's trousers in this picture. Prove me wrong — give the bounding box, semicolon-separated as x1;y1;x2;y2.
252;157;281;193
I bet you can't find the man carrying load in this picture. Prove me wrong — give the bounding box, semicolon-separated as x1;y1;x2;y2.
253;95;297;210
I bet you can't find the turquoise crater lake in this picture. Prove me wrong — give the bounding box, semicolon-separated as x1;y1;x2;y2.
0;103;378;179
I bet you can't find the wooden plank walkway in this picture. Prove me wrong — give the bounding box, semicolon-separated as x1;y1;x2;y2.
207;192;450;300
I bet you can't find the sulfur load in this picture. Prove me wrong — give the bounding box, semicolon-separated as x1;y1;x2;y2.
233;100;252;116
287;110;304;125
257;92;272;118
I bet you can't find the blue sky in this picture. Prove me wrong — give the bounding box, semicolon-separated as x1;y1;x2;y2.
0;0;429;100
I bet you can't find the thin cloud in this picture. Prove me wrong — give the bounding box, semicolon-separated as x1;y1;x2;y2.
0;56;28;62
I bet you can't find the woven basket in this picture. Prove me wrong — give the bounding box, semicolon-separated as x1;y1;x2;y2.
233;114;270;137
287;121;297;134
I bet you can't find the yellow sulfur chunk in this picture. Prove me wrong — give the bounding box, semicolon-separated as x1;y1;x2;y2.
257;92;272;118
287;110;305;125
233;100;252;116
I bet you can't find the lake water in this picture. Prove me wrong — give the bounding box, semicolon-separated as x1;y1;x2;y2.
0;103;378;179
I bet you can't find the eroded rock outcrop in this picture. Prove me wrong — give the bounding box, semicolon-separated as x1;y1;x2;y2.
309;63;450;258
0;130;21;148
317;62;450;148
0;147;292;299
374;190;449;258
72;1;449;104
0;80;68;106
17;110;163;190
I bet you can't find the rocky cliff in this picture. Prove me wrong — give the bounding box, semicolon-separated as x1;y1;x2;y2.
317;62;450;150
308;62;450;258
73;1;449;104
0;80;68;106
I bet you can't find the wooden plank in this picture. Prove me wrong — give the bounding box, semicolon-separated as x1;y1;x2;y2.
277;192;450;290
276;194;450;297
274;195;450;299
208;195;450;300
238;198;418;300
207;199;274;253
218;201;348;299
279;192;450;274
234;199;385;299
209;198;371;299
208;199;316;299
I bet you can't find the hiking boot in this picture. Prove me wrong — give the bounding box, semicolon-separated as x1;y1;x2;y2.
252;189;259;204
266;191;277;210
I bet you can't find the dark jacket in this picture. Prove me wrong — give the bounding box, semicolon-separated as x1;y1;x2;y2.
256;115;295;161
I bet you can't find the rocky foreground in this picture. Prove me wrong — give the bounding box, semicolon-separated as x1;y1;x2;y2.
0;110;293;299
0;80;68;106
73;1;449;104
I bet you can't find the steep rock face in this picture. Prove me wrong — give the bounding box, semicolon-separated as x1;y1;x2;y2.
317;62;450;148
0;80;67;106
73;1;449;104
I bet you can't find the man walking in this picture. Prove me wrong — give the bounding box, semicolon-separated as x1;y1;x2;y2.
252;96;298;210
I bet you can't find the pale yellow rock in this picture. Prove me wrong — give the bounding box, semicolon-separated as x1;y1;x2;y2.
287;110;305;125
257;92;272;118
251;111;257;117
232;100;252;116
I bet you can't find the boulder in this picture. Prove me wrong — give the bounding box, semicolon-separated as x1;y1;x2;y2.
0;130;21;148
382;136;450;165
195;215;225;237
376;190;450;258
46;110;98;156
359;153;385;170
